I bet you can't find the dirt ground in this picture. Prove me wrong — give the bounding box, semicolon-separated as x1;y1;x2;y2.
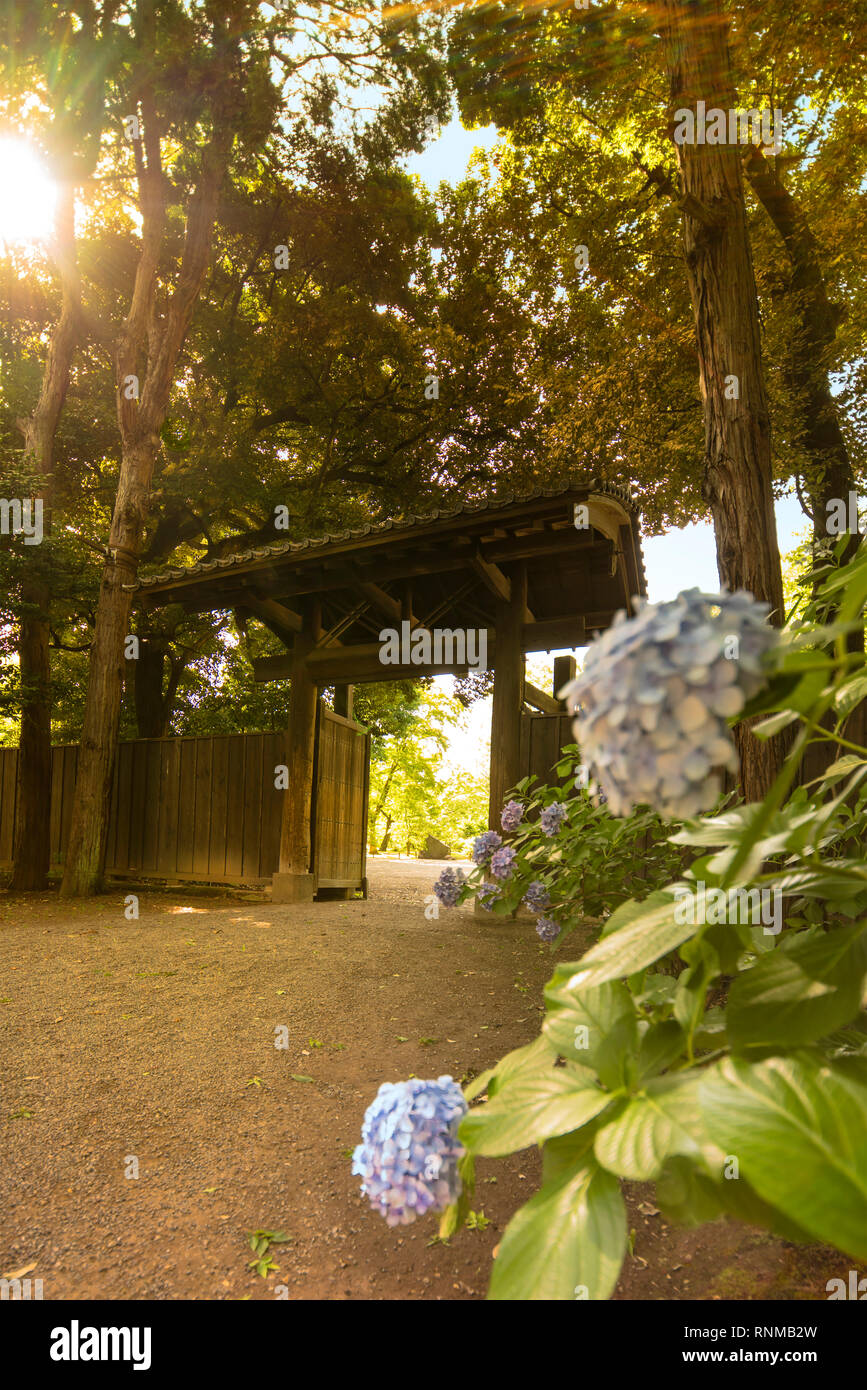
0;859;859;1301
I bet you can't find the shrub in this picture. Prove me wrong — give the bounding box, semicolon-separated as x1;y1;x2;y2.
357;539;867;1300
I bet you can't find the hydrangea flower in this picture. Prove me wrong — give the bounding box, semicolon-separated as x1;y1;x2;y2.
352;1077;467;1226
490;846;517;880
472;830;502;865
536;916;560;943
540;802;567;836
523;880;551;911
432;866;466;908
561;588;778;818
500;799;524;833
476;882;502;911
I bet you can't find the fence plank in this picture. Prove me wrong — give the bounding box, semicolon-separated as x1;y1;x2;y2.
176;740;197;876
0;723;368;891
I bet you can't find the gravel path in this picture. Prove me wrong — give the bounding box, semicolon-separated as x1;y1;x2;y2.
0;877;852;1300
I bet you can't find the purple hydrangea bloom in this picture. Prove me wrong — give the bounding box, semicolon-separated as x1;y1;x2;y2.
472;830;503;866
540;802;567;836
500;799;524;833
536;916;560;943
432;866;466;908
561;589;779;818
523;880;551;911
352;1076;467;1226
490;846;517;880
476;882;502;912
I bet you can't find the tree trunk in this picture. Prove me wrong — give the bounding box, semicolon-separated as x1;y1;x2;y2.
379;814;393;854
742;143;866;763
61;78;232;894
662;0;785;803
742;145;854;540
369;757;399;850
11;183;79;891
60;551;137;895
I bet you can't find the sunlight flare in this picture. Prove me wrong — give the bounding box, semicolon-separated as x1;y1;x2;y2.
0;138;57;247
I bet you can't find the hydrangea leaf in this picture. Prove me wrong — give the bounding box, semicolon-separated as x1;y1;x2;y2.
699;1055;867;1260
593;1074;704;1181
543;976;638;1088
461;1064;612;1157
637;1019;685;1081
600;888;678;939
553;894;705;989
656;1154;816;1242
488;1157;626;1301
727;924;867;1051
463;1033;555;1102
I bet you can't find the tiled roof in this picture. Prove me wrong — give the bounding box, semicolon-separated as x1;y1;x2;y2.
132;480;642;592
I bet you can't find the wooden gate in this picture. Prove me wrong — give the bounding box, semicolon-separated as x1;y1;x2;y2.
0;712;369;892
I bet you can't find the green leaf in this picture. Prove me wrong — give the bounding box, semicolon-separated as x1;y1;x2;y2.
700;1054;867;1260
558;894;701;989
463;1033;555;1102
593;1075;704;1181
290;1074;315;1082
488;1159;627;1300
727;924;867;1051
637;1020;685;1081
656;1154;815;1242
752;708;801;739
461;1064;612;1157
835;672;867;718
600;889;677;939
633;973;677;1008
438;1153;475;1239
543;976;637;1088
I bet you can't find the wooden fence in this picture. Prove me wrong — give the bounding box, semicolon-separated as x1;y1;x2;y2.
0;711;369;891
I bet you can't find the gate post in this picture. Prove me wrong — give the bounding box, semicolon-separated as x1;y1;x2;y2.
487;562;526;828
272;628;319;903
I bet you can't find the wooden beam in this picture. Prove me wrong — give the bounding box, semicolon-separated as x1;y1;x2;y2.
471;549;510;603
303;636;485;685
358;581;401;622
553;654;577;700
251;654;293;682
523;681;560;715
253;616;587;684
245;594;303;635
523;617;586;651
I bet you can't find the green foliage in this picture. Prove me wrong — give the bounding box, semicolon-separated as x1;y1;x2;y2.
452;543;867;1299
455;751;686;943
367;687;487;854
246;1228;291;1279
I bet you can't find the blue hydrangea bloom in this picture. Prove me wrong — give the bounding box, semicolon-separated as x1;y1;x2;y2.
352;1077;467;1227
500;799;524;833
432;866;466;908
540;802;567;836
523;880;551;911
472;830;503;865
561;589;779;818
490;846;517;880
536;916;560;943
476;882;502;911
